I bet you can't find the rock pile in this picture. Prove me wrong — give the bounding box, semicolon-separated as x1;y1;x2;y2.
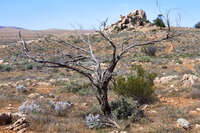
106;9;152;32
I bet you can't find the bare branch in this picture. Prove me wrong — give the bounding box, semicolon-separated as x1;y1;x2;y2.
85;34;101;79
57;39;90;54
19;32;95;85
19;31;30;52
98;30;116;63
119;33;179;57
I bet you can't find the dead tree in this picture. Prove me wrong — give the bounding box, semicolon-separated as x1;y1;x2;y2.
19;25;177;116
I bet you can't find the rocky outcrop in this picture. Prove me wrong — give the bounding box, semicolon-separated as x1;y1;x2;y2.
106;10;152;32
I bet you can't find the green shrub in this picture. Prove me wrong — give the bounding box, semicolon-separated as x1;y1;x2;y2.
25;64;33;70
138;56;152;62
110;97;144;121
195;22;200;28
4;65;12;72
0;64;12;72
35;63;43;70
153;14;166;28
113;65;156;104
0;64;4;71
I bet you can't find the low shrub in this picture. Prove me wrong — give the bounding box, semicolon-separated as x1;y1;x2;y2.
18;100;41;114
0;64;12;72
25;64;33;70
113;65;156;104
85;114;102;129
138;56;152;62
16;85;27;93
141;45;157;56
110;98;144;121
18;98;72;115
55;101;72;116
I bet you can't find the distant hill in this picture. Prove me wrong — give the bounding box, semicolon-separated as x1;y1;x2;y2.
0;26;91;45
0;26;24;30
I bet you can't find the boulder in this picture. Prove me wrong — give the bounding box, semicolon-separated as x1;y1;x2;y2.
181;74;199;88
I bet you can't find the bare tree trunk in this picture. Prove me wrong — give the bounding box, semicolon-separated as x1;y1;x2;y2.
96;87;111;116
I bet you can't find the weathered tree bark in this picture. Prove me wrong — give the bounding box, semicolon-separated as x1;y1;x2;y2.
96;87;111;116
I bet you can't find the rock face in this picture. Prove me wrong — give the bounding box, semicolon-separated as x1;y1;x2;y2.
106;9;151;32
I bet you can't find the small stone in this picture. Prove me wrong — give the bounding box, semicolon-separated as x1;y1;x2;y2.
37;82;51;86
157;95;162;98
151;110;157;113
189;111;198;115
7;107;15;110
195;124;200;129
196;108;200;111
28;93;40;99
49;79;57;84
177;118;190;129
138;127;144;130
82;103;88;107
175;88;179;91
48;93;55;98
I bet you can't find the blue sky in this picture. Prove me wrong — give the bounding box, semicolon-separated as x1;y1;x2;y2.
0;0;199;30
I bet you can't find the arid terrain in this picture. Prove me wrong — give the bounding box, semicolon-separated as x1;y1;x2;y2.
0;27;90;45
0;11;200;133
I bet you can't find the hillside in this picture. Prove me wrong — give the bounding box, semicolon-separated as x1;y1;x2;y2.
0;27;90;45
0;26;200;132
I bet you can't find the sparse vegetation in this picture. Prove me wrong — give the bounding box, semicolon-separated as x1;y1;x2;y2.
110;97;144;121
0;64;12;72
113;65;156;104
139;56;152;62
